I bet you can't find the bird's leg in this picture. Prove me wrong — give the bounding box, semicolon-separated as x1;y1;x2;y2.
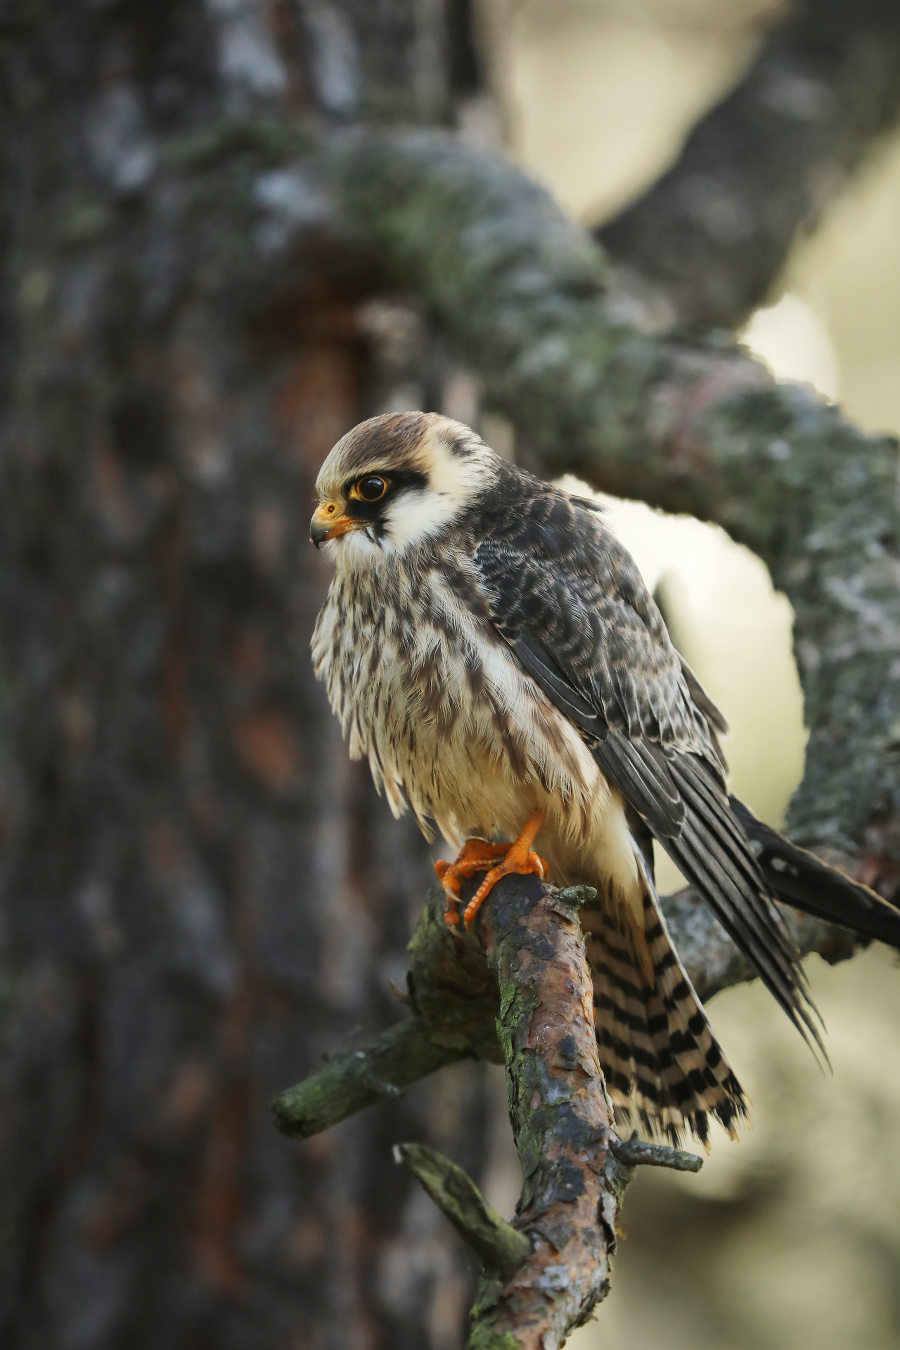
435;839;509;927
463;809;548;928
435;814;550;927
464;810;549;929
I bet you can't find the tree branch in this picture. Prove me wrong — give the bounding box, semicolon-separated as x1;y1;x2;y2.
271;1017;466;1140
271;882;857;1344
463;876;619;1349
249;126;897;890
274;877;634;1344
271;882;858;1140
598;0;900;328
275;874;853;1342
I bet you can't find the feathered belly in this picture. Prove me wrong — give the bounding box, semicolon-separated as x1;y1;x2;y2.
313;568;640;903
313;552;745;1147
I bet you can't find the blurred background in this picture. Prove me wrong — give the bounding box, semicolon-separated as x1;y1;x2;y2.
2;2;900;1348
484;3;900;1347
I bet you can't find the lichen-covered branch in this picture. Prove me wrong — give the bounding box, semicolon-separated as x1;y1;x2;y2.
271;1016;466;1140
241;125;900;886
394;1142;532;1275
599;0;900;328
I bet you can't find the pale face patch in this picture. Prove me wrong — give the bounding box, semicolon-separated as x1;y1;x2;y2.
374;428;498;552
314;414;499;560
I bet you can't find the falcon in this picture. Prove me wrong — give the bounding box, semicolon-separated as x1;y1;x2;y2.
310;411;900;1144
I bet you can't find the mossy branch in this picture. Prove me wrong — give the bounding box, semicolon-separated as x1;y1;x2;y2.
271;1017;464;1140
394;1142;532;1274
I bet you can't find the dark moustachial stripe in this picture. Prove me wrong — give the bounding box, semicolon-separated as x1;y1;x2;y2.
342;468;430;534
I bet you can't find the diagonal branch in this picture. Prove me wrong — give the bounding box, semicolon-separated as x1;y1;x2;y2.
598;0;900;328
394;1142;532;1275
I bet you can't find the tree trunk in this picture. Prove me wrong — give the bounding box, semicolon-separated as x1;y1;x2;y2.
0;4;491;1347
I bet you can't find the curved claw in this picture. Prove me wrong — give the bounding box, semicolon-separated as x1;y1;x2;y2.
463;849;548;928
434;810;550;931
435;842;504;927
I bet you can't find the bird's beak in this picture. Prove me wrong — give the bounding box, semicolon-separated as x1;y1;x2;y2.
310;502;361;548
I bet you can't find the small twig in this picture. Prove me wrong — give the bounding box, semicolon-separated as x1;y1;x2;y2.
271;1017;464;1139
609;1131;703;1173
395;1142;531;1274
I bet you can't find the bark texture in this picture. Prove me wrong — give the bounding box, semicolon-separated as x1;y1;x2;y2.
0;4;491;1349
466;879;617;1350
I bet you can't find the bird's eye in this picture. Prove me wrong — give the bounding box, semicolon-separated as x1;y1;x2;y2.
355;475;388;502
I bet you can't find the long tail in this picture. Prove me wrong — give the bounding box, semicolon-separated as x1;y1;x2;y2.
581;878;749;1148
661;755;827;1060
730;797;900;949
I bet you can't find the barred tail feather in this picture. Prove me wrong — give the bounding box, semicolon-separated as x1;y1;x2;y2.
582;883;749;1147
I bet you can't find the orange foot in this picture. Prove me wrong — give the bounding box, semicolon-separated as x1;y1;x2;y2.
434;809;549;930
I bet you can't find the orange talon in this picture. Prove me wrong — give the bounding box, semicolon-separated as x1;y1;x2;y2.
435;817;550;928
435;810;550;930
435;839;507;927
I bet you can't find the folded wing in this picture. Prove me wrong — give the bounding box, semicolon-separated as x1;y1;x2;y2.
473;492;824;1053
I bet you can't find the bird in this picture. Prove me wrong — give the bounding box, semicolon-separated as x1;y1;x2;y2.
310;410;900;1145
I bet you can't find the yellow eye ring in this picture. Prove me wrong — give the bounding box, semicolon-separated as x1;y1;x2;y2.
353;475;388;503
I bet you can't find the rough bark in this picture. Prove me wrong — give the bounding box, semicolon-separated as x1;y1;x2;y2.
0;4;489;1349
598;0;900;328
465;879;618;1350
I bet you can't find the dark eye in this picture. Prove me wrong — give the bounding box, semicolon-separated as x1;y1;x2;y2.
356;475;388;502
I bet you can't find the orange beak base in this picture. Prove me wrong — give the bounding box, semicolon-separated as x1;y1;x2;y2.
310;502;362;547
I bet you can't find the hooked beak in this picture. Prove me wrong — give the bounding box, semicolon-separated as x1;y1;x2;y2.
310;501;362;548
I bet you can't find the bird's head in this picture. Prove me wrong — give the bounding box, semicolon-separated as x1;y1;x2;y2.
310;412;499;556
